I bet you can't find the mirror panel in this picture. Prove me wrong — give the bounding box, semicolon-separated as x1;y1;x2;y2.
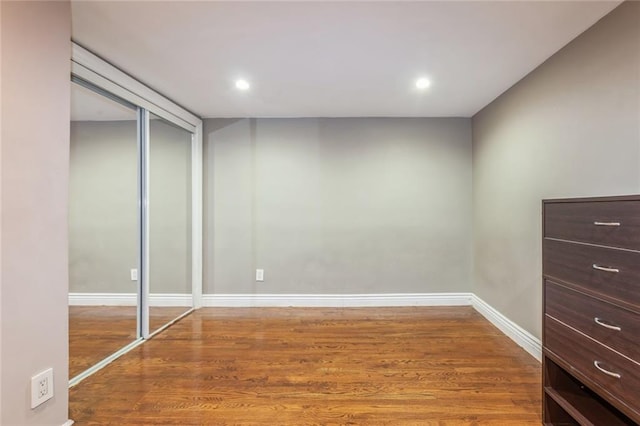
148;113;193;333
68;81;140;379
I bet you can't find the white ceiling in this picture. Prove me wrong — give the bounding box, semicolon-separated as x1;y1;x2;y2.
71;1;621;118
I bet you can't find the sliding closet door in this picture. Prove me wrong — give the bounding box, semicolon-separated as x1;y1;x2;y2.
68;81;140;379
147;113;193;333
68;44;202;384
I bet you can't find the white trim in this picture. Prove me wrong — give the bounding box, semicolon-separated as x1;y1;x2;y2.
141;108;151;338
191;122;203;308
149;293;193;307
69;293;135;306
201;293;473;307
472;295;542;362
72;61;194;132
61;421;74;426
71;43;200;131
69;293;192;307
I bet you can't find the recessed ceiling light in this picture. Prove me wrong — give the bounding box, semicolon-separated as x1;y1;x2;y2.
235;79;250;91
415;78;431;90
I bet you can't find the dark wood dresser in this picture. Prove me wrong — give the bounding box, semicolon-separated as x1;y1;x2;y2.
543;195;640;425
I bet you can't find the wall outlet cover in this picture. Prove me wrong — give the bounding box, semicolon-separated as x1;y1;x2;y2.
256;269;264;282
31;368;54;409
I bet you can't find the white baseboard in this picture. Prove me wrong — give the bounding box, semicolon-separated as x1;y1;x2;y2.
68;291;541;362
62;420;74;426
68;293;192;307
69;293;135;306
149;293;193;307
472;294;542;362
201;292;474;307
203;293;541;361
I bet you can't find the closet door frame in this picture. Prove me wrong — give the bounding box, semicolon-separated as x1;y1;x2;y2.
70;42;203;341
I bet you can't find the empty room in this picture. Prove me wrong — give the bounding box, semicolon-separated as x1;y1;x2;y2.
1;1;639;425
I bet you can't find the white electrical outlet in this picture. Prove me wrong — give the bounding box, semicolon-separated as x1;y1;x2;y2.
31;368;54;409
256;268;264;282
130;268;138;281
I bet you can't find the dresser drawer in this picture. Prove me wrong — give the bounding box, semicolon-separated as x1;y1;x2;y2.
545;315;640;419
544;200;640;250
543;239;640;307
545;281;640;363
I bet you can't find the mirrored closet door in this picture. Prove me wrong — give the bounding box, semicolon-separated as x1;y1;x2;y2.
68;81;141;379
147;114;193;334
69;43;202;385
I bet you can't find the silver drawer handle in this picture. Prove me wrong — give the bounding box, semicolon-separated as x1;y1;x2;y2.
592;264;619;273
594;317;622;331
594;360;621;379
593;221;621;226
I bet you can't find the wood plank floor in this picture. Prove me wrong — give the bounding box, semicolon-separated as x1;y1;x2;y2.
69;306;192;378
69;307;542;425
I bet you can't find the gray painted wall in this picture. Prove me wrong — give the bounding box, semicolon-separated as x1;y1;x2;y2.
69;119;192;295
149;119;193;295
69;120;138;293
472;1;640;339
1;1;70;424
205;118;472;295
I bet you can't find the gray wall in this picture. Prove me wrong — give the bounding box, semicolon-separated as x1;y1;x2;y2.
472;1;640;339
149;119;192;295
69;120;138;293
1;1;70;424
205;118;472;294
69;119;192;295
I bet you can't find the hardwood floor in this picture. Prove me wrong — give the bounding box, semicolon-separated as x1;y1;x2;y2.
69;307;542;425
69;306;192;378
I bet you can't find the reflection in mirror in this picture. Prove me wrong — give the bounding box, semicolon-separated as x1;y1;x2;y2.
148;113;193;333
68;81;139;379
